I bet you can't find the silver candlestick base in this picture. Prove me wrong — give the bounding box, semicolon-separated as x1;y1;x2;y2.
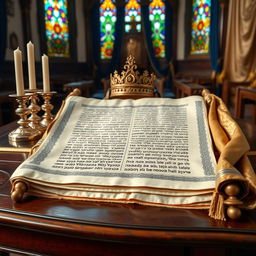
8;94;42;142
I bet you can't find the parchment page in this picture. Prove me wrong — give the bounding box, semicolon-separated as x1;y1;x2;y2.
12;96;216;190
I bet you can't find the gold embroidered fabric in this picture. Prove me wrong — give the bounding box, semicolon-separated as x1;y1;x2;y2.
249;75;256;88
203;90;256;213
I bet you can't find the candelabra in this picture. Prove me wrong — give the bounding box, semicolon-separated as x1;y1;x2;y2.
40;91;56;128
8;94;42;143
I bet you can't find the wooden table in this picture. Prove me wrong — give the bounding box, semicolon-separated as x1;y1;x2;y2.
1;122;256;256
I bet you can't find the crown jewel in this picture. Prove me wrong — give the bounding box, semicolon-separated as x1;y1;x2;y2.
110;55;156;99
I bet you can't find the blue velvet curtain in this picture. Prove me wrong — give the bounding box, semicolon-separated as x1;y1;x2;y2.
0;0;7;74
141;1;173;77
91;2;124;80
91;2;101;78
210;0;220;95
108;5;125;76
210;0;220;72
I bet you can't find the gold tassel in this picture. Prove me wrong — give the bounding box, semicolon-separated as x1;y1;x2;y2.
209;191;226;221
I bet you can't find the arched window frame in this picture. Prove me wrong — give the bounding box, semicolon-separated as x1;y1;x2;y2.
37;0;77;62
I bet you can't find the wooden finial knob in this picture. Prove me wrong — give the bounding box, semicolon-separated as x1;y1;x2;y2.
11;181;27;202
202;89;210;97
11;190;24;202
224;184;240;196
224;184;243;220
69;88;81;97
227;206;242;220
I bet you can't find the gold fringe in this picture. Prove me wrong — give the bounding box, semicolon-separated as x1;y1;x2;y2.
209;191;226;221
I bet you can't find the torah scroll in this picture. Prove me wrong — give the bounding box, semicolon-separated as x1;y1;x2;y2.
10;95;256;219
11;96;217;207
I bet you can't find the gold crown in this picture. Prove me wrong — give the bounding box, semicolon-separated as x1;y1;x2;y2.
110;55;156;99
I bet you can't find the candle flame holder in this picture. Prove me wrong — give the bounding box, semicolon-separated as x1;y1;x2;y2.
39;91;56;128
8;94;42;143
26;89;45;133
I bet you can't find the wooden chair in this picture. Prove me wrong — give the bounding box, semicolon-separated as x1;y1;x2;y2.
222;80;251;105
170;60;216;98
234;86;256;123
173;79;205;98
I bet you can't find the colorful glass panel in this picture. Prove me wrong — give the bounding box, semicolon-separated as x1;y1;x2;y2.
149;0;165;58
125;0;141;33
100;0;117;60
191;0;211;54
44;0;70;57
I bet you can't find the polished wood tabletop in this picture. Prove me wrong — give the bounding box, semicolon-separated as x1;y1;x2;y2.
0;121;256;256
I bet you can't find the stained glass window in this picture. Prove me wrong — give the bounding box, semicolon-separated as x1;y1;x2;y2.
44;0;70;57
149;0;165;58
100;0;117;60
190;0;211;54
125;0;141;33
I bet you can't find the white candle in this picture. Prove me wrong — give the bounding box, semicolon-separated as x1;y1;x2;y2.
42;54;50;92
14;47;25;96
27;41;36;90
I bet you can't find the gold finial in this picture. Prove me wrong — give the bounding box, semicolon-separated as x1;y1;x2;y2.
110;55;156;99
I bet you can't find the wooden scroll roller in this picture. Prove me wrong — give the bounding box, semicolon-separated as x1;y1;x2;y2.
67;88;81;97
11;89;81;203
224;184;243;220
11;181;28;202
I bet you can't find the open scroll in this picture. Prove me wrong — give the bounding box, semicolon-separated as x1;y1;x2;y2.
10;94;256;219
11;96;217;207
